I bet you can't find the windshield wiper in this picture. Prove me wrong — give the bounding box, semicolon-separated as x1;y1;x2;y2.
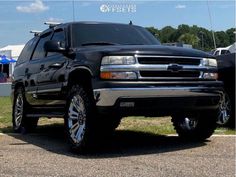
81;42;119;46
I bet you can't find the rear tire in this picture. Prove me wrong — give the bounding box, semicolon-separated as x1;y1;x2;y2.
217;92;231;125
12;87;38;133
217;92;235;128
172;111;217;141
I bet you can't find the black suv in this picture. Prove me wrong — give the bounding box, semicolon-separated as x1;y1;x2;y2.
12;22;223;151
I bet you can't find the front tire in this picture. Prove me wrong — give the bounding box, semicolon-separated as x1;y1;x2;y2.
172;111;217;141
12;88;38;133
64;85;96;152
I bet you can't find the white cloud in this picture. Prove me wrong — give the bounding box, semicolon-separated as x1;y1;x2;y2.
16;0;49;13
175;4;186;9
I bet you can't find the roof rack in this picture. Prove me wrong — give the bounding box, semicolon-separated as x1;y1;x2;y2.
30;30;42;36
44;21;62;28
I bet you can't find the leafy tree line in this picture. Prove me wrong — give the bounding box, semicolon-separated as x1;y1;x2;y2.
146;24;235;51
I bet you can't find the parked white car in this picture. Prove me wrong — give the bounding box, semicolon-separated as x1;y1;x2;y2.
212;43;235;56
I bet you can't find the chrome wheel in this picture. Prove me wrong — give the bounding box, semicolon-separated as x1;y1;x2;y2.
217;94;231;125
68;95;86;145
180;117;198;131
14;94;24;129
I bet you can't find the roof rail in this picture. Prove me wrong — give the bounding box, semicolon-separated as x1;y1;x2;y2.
30;30;42;36
44;21;62;28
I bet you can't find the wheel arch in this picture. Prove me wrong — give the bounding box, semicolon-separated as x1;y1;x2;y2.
12;82;25;103
67;67;94;95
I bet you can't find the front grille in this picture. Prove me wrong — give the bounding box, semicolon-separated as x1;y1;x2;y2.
138;57;201;65
140;71;200;78
136;55;202;80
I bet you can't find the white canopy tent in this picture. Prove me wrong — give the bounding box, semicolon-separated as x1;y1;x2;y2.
0;44;25;59
0;44;25;77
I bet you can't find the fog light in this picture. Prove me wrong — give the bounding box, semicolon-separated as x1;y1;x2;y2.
100;71;137;80
202;73;218;80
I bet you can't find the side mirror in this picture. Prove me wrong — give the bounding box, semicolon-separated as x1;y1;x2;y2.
44;40;67;53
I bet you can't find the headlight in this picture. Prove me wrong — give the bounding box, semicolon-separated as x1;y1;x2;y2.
201;58;217;67
101;56;136;65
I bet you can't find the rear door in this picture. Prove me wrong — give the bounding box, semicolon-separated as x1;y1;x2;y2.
15;37;39;104
26;31;53;105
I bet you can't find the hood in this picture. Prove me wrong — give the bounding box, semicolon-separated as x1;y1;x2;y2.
74;44;213;58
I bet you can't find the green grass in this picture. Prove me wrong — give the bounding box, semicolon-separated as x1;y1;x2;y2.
119;117;236;135
0;97;235;135
0;97;12;131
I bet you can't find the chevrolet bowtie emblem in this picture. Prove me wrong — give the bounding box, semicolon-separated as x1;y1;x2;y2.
167;64;183;72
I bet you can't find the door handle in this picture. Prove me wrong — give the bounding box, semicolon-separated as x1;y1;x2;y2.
49;63;63;69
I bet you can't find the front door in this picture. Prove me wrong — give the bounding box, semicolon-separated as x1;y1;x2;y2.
35;28;67;106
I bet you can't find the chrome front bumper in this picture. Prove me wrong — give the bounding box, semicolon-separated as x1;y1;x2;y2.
93;87;221;107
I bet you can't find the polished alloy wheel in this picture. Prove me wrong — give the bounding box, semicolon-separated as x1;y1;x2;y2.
14;94;24;129
217;94;231;125
68;95;86;144
180;117;198;131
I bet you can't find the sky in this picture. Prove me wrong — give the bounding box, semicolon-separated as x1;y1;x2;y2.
0;0;235;47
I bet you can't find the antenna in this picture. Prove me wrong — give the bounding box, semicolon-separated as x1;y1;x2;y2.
30;30;42;36
207;0;217;49
72;0;75;21
44;22;61;28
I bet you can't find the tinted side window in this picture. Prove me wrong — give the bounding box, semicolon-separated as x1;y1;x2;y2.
47;29;65;57
31;32;52;60
52;29;65;41
221;50;229;55
17;37;38;65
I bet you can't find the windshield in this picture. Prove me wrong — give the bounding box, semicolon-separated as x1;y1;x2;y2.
71;23;160;47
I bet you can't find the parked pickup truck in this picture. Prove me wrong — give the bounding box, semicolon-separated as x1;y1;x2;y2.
12;22;223;151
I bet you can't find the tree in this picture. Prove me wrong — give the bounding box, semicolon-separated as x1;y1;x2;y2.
215;31;230;47
226;28;235;44
178;33;200;48
159;26;176;43
146;27;160;39
146;25;234;51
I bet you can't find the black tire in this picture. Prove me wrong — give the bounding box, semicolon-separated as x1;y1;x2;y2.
171;111;217;141
64;84;97;152
217;92;235;128
12;88;39;133
217;92;231;126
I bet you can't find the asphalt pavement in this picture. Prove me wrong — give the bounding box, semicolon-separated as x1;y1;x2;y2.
0;127;235;177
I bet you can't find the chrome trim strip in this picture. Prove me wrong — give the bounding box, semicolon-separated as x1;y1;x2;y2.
93;87;220;106
27;88;61;94
100;64;215;72
37;88;61;93
134;55;205;60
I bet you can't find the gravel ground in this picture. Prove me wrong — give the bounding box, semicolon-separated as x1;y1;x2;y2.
0;129;235;177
